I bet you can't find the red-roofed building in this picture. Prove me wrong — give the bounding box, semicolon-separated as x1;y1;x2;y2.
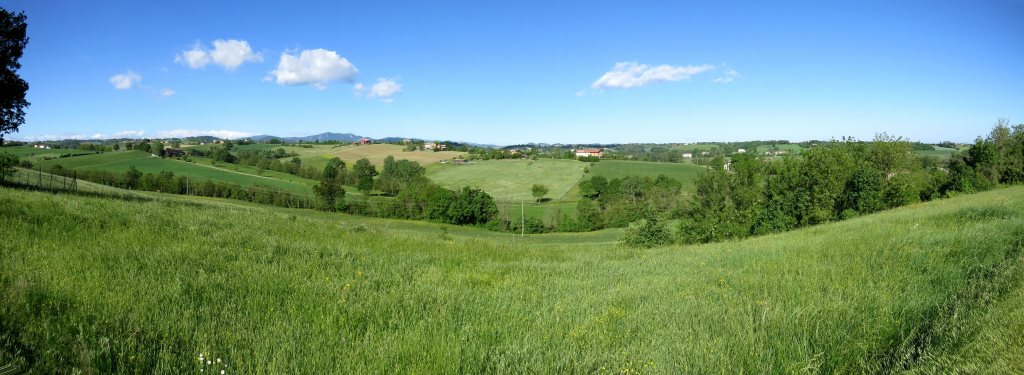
574;148;604;158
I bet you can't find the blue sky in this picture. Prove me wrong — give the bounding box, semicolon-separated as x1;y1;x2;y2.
4;0;1023;145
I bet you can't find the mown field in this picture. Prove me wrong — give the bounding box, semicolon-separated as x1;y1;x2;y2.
32;151;315;196
1;185;1022;372
299;144;466;170
427;159;587;201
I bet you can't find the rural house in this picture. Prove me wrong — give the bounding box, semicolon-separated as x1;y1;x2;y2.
424;142;446;151
574;148;604;158
682;152;693;158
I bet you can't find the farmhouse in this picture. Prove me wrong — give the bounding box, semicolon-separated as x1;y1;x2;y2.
354;138;372;145
33;144;51;149
424;142;446;151
574;148;604;158
682;152;693;158
736;148;747;153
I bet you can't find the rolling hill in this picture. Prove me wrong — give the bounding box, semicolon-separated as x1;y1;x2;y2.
1;184;1021;372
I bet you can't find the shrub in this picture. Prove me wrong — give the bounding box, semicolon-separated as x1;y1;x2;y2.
619;213;673;248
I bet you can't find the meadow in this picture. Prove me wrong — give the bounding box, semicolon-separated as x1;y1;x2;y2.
32;151;315;196
427;159;587;201
586;160;706;189
1;185;1022;372
0;145;96;162
915;145;960;161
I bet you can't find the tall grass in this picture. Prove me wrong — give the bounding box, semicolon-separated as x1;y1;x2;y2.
1;186;1022;373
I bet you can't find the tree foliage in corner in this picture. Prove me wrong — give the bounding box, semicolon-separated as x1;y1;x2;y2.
0;8;29;145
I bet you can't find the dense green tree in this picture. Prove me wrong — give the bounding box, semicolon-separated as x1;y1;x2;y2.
353;158;377;193
0;151;16;181
531;184;549;202
377;155;426;195
123;166;142;189
0;9;29;145
314;163;345;211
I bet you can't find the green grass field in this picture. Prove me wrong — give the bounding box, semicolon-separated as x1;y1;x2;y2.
1;185;1022;372
916;146;960;161
33;151;314;196
754;144;806;154
587;160;706;189
427;159;587;201
0;145;98;162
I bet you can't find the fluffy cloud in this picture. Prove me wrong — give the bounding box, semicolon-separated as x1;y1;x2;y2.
714;68;741;83
354;78;402;102
155;129;254;139
592;62;714;89
110;71;142;90
176;46;210;68
176;39;262;70
159;88;176;97
114;130;146;138
269;49;358;89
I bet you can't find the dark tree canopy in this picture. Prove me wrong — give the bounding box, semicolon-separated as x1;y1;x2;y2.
0;8;29;145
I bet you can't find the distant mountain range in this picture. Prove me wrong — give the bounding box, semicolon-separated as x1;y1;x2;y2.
249;132;365;143
247;132;500;148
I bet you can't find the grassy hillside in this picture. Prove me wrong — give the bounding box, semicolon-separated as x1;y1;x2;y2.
916;145;960;161
0;145;96;162
1;185;1022;372
587;160;706;189
428;159;587;201
33;151;314;196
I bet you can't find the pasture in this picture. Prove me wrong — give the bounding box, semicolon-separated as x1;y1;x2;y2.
916;145;960;161
0;145;98;162
427;159;587;201
1;185;1022;372
587;160;706;189
33;151;314;196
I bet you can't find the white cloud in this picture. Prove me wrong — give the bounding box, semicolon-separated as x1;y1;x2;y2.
367;78;401;102
91;133;104;139
155;129;254;139
176;39;262;70
714;68;741;83
110;71;142;90
354;78;402;102
114;130;146;138
159;88;176;97
175;45;210;68
591;62;714;89
269;48;358;89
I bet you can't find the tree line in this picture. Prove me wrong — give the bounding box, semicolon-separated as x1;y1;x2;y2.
642;121;1024;247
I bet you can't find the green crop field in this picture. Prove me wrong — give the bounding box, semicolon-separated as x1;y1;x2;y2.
754;144;806;154
0;145;98;162
916;146;960;160
33;151;314;196
428;159;587;201
1;185;1022;372
587;160;706;189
